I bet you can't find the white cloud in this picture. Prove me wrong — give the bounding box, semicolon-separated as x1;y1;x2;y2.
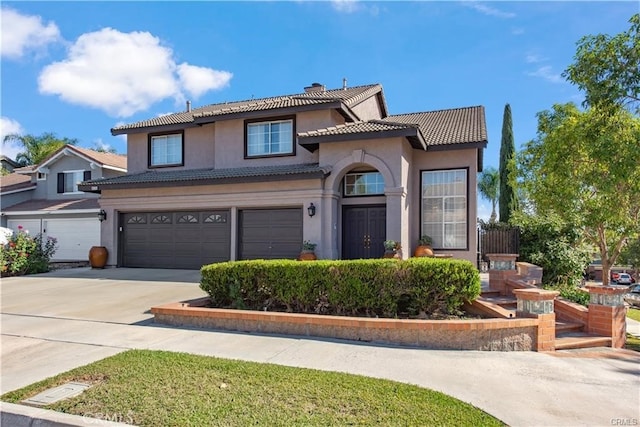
527;66;563;84
1;7;61;59
0;117;24;159
38;28;232;118
525;53;546;64
177;63;232;99
462;2;515;19
331;0;360;13
511;27;525;36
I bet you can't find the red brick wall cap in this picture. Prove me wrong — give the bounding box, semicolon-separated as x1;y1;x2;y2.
585;285;629;295
513;288;560;301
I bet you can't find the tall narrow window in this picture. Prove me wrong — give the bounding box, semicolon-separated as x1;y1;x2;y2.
246;118;294;157
421;169;467;249
150;133;183;167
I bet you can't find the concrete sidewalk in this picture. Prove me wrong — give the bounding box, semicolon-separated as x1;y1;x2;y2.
1;268;639;426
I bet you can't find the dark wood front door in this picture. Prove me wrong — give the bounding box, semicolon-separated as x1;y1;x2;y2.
342;205;386;259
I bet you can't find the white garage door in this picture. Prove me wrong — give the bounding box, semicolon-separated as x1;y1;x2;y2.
7;219;42;237
45;219;100;261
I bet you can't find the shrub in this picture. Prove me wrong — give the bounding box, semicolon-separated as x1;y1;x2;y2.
543;283;590;306
200;258;480;318
512;212;590;286
0;227;58;277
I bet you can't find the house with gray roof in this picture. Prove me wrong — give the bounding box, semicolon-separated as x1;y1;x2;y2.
80;82;487;269
2;145;126;261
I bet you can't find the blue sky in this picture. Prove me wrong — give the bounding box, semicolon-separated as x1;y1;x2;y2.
1;1;637;219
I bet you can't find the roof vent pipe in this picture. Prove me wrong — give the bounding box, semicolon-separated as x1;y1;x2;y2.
186;100;192;112
342;78;347;90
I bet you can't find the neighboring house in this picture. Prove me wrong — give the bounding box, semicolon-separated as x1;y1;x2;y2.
80;82;487;269
1;145;127;261
1;155;21;173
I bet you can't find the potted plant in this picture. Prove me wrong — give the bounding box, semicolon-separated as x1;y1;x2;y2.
299;240;317;261
383;240;402;259
414;235;434;257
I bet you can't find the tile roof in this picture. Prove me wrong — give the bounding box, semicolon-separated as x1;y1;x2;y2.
2;198;99;213
67;146;127;170
298;106;486;149
37;145;127;171
386;106;487;146
79;163;330;191
0;173;35;193
297;121;417;138
112;84;383;133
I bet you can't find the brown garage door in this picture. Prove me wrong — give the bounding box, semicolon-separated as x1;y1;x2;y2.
121;211;230;269
239;208;302;260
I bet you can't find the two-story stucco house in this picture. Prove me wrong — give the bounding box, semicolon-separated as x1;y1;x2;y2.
1;145;127;261
80;82;487;269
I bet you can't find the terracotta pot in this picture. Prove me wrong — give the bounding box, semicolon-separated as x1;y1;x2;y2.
89;246;108;268
414;245;434;257
383;250;401;259
298;251;317;261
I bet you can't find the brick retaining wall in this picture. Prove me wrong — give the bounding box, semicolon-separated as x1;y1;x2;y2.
152;298;540;351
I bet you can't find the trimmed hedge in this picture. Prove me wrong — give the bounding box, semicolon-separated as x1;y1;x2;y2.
200;258;480;318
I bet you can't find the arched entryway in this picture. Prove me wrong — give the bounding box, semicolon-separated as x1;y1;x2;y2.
324;150;397;259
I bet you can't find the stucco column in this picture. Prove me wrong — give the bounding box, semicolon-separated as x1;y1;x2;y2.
384;186;408;259
585;285;627;348
320;193;339;260
513;288;559;352
486;253;518;295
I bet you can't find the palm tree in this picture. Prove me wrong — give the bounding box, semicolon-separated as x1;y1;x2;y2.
478;167;500;223
3;133;78;166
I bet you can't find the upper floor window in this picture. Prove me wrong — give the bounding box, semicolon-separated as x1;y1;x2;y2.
245;117;294;158
421;169;467;250
58;170;91;194
37;172;47;181
344;172;384;196
150;133;183;167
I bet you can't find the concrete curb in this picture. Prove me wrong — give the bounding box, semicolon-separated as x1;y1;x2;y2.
0;401;134;427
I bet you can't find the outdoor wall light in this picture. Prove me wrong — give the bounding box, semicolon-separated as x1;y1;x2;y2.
307;203;316;217
98;209;107;222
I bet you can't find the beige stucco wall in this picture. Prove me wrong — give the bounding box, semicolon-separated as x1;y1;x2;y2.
98;178;325;266
126;110;346;173
102;137;479;265
350;95;384;121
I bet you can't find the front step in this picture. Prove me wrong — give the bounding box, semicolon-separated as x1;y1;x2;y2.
464;296;516;319
481;295;517;308
555;321;584;334
555;332;612;350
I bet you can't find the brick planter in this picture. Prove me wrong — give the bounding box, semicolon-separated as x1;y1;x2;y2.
151;298;540;351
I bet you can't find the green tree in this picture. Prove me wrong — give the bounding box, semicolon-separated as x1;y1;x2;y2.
2;133;78;166
564;13;640;114
619;237;640;270
498;103;517;222
477;167;499;223
519;103;640;285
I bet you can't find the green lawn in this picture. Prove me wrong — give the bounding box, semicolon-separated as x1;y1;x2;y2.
627;307;640;322
2;350;504;427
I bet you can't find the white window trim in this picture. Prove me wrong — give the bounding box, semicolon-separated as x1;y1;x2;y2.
62;169;85;195
37;172;47;181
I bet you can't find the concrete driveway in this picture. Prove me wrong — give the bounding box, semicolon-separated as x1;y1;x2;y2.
1;267;639;426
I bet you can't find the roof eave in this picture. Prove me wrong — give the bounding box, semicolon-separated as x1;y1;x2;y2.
298;128;420;152
78;170;330;193
111;122;200;136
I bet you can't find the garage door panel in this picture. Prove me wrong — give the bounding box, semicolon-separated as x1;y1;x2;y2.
122;210;230;269
239;208;302;260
